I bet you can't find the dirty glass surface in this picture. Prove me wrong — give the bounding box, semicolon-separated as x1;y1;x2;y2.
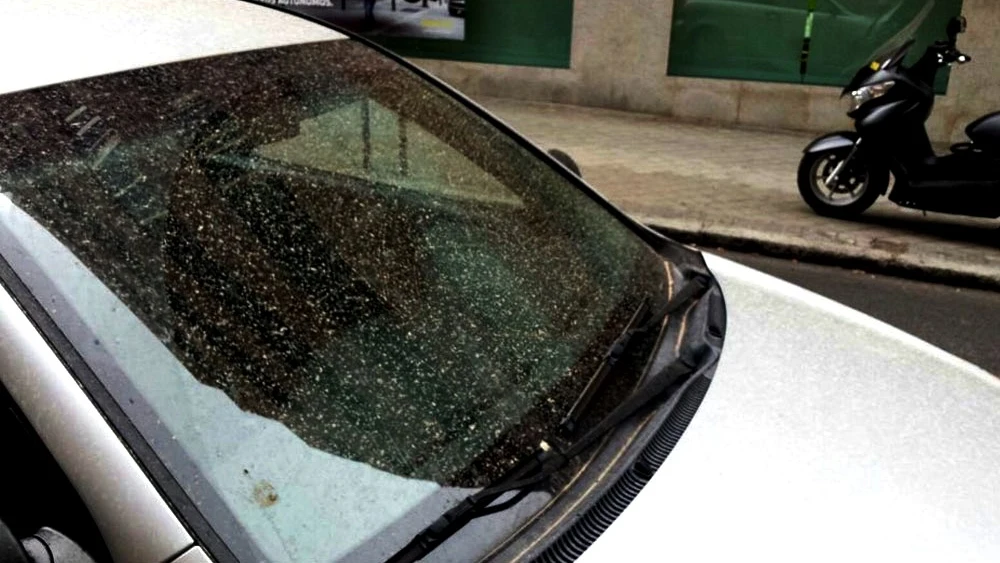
668;0;962;92
0;40;667;561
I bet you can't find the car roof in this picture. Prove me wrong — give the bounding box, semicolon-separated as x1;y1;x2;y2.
1;0;344;96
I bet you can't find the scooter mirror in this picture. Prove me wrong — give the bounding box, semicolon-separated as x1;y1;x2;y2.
947;16;967;44
548;148;582;177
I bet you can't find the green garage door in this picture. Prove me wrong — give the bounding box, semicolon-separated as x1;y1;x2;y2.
668;0;964;92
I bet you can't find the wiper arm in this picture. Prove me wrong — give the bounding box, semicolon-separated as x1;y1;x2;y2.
560;298;650;433
386;348;719;563
384;276;718;563
561;274;711;432
384;441;565;563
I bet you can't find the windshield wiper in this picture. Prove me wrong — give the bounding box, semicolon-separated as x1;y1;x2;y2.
561;274;710;432
560;298;650;433
384;275;717;563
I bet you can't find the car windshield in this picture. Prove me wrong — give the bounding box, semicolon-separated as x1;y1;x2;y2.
0;38;669;562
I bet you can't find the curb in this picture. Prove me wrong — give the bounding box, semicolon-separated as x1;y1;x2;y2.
642;218;1000;292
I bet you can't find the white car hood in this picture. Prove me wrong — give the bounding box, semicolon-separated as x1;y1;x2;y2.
1;0;343;96
580;253;1000;562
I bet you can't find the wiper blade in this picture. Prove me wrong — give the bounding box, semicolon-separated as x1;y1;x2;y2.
384;275;718;563
561;274;711;432
560;298;650;432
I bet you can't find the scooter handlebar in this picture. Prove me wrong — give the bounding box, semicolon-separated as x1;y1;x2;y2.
941;47;971;65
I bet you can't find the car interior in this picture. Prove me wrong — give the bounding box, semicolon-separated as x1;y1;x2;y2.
0;382;108;562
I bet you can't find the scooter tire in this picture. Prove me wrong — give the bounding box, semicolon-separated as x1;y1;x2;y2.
797;150;888;218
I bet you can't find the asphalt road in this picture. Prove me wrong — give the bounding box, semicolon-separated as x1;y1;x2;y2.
712;250;1000;377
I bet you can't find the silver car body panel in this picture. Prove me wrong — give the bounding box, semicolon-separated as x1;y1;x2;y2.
0;281;195;563
579;253;1000;562
0;0;343;96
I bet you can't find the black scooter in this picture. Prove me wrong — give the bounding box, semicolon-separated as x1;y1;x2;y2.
798;16;1000;220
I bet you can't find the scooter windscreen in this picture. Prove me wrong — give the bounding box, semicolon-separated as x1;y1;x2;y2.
840;0;935;96
841;40;914;96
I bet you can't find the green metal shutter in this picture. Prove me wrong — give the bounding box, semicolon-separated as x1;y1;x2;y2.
668;0;964;93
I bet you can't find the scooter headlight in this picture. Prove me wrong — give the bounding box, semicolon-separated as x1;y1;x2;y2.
849;80;895;112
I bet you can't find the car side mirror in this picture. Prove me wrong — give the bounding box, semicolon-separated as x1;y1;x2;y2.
21;528;98;563
0;519;97;563
947;15;967;45
547;148;582;177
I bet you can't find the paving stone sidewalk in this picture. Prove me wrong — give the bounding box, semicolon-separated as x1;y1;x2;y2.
479;97;1000;289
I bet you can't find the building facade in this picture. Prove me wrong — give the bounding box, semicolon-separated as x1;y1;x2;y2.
408;0;998;144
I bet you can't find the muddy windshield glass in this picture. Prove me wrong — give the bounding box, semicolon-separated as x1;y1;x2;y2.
0;39;668;561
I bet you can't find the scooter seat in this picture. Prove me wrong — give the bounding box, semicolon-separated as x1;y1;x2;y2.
965;111;1000;148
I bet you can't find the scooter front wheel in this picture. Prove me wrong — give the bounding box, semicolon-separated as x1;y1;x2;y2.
797;149;888;218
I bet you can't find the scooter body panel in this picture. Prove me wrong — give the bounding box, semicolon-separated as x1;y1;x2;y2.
803;132;859;154
889;152;1000;217
966;111;1000;149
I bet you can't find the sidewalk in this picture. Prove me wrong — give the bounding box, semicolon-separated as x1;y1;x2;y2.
479;97;1000;290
